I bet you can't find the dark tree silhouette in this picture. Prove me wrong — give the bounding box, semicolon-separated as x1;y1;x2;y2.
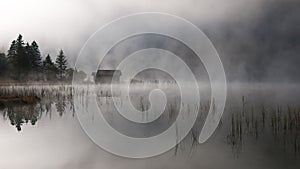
6;35;44;80
28;41;42;72
4;34;73;82
43;54;57;80
55;50;68;80
7;40;18;78
6;105;41;132
7;35;31;79
24;43;33;72
0;53;8;78
16;35;30;76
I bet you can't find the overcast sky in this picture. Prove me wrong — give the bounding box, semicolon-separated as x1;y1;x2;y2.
0;0;263;57
0;0;299;82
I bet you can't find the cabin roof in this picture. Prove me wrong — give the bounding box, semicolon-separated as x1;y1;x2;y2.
96;70;122;76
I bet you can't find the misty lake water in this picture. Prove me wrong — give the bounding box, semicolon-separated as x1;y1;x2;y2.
0;83;299;169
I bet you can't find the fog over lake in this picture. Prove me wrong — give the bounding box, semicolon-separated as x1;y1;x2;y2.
0;83;299;169
0;0;299;169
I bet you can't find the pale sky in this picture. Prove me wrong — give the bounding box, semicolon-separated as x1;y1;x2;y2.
0;0;263;61
2;0;298;82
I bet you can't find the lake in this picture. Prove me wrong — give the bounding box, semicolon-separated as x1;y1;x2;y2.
0;83;299;169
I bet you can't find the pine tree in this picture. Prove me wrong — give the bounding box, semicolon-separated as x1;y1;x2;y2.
0;53;8;78
25;43;33;72
7;40;18;76
29;41;42;72
55;50;68;80
43;54;57;81
16;35;30;74
43;54;55;69
7;35;28;79
7;40;17;62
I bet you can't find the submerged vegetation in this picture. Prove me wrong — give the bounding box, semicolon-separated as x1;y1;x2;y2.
227;96;300;157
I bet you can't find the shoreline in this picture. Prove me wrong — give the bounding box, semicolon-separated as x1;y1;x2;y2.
0;81;72;86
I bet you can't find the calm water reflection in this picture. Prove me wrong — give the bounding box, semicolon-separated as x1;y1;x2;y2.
0;83;299;169
0;87;74;131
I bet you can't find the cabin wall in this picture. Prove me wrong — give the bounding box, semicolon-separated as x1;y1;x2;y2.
95;75;120;84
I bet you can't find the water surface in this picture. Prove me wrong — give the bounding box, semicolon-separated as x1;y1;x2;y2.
0;83;299;169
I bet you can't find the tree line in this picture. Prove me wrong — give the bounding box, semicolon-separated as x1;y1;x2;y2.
0;34;81;82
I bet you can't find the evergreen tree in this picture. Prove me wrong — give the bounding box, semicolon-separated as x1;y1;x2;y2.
16;35;30;75
29;41;42;71
7;35;42;79
55;50;67;80
25;42;33;72
7;40;17;61
0;53;8;78
7;40;18;76
43;54;55;69
4;34;72;82
43;54;57;81
7;34;31;79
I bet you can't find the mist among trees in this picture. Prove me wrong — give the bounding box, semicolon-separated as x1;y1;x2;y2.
0;34;84;82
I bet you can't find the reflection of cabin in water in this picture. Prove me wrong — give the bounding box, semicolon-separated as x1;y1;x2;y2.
95;70;122;84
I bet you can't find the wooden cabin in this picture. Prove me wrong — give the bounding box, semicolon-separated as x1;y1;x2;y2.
95;70;122;84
